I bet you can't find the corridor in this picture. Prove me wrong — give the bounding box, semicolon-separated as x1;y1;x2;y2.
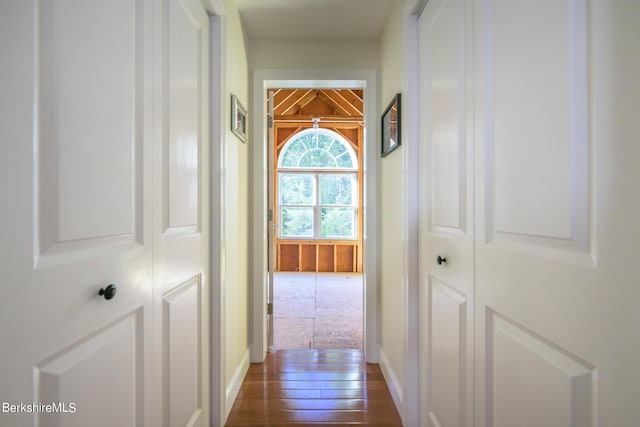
225;349;403;426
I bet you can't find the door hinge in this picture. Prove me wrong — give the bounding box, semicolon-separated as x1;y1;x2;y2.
267;303;273;315
267;208;273;222
267;115;273;129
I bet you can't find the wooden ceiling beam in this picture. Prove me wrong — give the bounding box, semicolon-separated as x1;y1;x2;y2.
292;90;319;112
352;89;364;97
346;89;363;103
276;89;314;115
275;123;362;130
269;87;364;118
316;90;352;116
271;89;295;111
274;114;363;122
326;89;363;116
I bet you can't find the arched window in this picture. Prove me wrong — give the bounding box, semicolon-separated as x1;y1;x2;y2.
277;129;358;239
278;128;358;169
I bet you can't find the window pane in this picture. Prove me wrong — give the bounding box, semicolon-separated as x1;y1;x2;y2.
317;134;334;150
299;149;336;168
294;136;313;153
301;133;317;149
336;152;354;168
281;207;314;238
328;139;346;157
320;175;355;205
321;208;354;238
279;174;314;204
278;130;357;170
281;150;299;167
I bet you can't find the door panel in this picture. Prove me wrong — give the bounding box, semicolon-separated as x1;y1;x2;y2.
428;0;466;233
163;277;203;427
429;279;468;427
38;0;140;251
0;1;153;426
486;311;593;427
166;0;202;233
474;0;640;426
418;0;474;425
485;0;590;256
36;312;143;426
154;0;210;425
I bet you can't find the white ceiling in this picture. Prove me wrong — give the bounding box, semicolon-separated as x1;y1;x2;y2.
235;0;399;41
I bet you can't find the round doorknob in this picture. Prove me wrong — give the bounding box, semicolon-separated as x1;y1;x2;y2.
437;256;447;265
99;284;117;300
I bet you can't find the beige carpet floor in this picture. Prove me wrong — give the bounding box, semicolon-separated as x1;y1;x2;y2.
273;272;363;350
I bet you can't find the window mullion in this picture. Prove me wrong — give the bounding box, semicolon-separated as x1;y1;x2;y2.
315;172;321;239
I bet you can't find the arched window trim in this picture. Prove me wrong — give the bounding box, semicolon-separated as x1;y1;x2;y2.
277;128;358;170
276;128;359;240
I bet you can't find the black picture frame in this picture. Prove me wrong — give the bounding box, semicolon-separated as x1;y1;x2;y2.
231;94;248;143
381;93;401;157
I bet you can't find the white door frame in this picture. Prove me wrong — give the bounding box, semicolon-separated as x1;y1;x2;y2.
250;69;379;363
206;1;226;426
401;4;423;427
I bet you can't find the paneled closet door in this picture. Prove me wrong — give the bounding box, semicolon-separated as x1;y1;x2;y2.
418;0;475;426
0;1;155;426
152;0;211;426
474;0;640;426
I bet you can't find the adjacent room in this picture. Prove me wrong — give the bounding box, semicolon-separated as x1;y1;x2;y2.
267;88;365;351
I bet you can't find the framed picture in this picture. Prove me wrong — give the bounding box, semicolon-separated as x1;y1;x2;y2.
381;93;401;157
231;94;248;143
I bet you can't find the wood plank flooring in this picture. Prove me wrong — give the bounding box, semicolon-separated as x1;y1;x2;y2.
225;349;403;426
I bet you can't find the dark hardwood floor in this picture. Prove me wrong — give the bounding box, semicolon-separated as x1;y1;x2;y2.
225;349;404;426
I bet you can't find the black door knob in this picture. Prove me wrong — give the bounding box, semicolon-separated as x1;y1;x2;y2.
437;256;447;265
99;284;117;300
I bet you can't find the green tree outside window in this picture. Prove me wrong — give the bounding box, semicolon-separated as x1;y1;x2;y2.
277;129;358;239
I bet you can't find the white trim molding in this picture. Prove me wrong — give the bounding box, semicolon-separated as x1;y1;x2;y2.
379;347;404;412
224;348;250;420
250;69;379;363
401;6;421;427
209;10;227;427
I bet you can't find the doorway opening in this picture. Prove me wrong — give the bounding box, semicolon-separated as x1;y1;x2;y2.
268;88;365;350
251;71;377;363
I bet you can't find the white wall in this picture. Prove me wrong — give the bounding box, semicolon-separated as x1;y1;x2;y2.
249;39;379;70
378;2;421;425
220;0;251;419
378;0;407;413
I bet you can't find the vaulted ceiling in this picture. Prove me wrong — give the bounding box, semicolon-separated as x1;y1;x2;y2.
270;89;364;123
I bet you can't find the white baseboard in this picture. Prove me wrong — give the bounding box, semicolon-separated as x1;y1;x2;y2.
224;348;250;420
378;347;403;414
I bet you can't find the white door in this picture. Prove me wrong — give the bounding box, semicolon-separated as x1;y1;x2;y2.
418;0;640;426
418;0;475;425
473;0;640;425
0;0;211;426
0;1;155;426
152;0;210;426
